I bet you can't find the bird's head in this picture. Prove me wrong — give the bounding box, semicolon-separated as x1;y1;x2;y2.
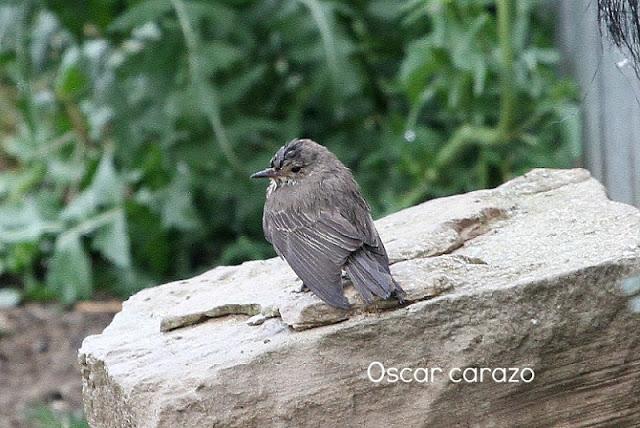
250;138;333;185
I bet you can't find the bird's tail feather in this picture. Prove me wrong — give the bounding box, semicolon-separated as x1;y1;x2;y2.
345;249;405;304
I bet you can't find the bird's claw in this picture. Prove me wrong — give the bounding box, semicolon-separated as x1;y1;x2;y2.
293;283;310;293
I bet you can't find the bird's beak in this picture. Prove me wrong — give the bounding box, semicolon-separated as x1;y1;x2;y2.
250;167;279;179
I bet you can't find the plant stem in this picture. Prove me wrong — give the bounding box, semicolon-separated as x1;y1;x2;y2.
425;1;518;179
170;0;243;173
298;0;339;79
59;207;123;242
63;101;91;149
496;0;515;139
401;125;498;206
15;1;35;132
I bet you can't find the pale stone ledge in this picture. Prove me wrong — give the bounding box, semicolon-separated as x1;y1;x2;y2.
79;169;640;427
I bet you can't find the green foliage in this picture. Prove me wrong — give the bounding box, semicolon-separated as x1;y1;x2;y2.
0;0;579;302
25;405;88;428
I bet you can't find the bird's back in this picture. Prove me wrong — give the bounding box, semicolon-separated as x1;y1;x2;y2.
259;139;404;308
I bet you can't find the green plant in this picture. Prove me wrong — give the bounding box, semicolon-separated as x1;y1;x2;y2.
395;0;580;205
0;0;579;303
25;405;89;428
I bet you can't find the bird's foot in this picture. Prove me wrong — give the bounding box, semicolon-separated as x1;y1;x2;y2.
292;283;310;293
393;289;407;305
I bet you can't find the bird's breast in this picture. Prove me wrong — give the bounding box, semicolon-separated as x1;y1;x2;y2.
266;179;310;211
266;180;277;197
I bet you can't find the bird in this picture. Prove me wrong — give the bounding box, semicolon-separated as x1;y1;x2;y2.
251;138;405;310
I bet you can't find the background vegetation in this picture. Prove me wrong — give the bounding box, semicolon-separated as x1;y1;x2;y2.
0;0;580;304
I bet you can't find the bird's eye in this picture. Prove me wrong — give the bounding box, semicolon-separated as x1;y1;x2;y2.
291;166;301;173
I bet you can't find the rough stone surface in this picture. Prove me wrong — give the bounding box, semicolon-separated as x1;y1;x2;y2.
79;169;640;427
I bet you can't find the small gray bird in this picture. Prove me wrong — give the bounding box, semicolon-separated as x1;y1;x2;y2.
251;138;405;309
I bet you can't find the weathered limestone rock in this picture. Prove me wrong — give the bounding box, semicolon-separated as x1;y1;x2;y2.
79;169;640;427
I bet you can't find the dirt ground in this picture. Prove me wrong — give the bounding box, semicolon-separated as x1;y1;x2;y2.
0;303;118;427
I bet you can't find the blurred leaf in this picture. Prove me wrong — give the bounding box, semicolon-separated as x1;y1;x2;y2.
109;0;171;32
47;233;92;304
399;38;438;102
25;405;88;428
199;41;244;74
219;64;267;104
367;0;407;20
92;209;131;268
219;235;273;266
30;11;61;71
92;149;124;205
0;199;61;244
62;150;123;220
55;48;88;100
450;13;489;71
555;104;582;159
161;167;201;231
185;1;237;35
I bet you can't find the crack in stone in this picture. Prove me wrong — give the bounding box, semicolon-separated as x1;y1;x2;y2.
445;206;511;253
406;206;511;262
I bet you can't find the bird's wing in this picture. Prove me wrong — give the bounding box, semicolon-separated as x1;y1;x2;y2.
338;189;390;261
263;210;276;246
264;208;362;309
